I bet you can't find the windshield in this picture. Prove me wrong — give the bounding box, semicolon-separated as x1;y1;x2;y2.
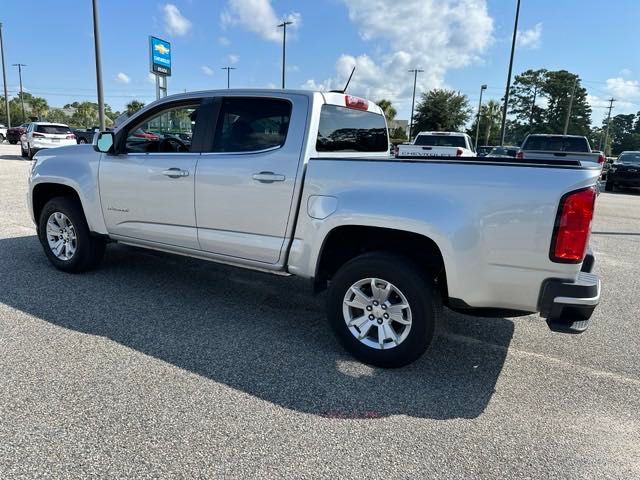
522;136;590;152
414;135;466;148
36;125;72;135
489;147;518;157
617;153;640;164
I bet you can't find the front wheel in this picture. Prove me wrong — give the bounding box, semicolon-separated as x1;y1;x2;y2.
38;196;106;272
327;253;441;368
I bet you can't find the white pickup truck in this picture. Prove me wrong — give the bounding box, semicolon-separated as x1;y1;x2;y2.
28;89;602;367
397;131;476;158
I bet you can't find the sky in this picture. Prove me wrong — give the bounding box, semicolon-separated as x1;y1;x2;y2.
1;0;638;125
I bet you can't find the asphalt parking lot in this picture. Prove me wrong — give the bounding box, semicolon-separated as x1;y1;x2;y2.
1;143;639;479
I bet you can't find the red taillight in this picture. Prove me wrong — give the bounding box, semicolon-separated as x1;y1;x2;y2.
550;187;596;263
66;134;76;139
516;151;524;159
32;132;44;137
345;95;368;111
597;154;605;165
456;147;464;156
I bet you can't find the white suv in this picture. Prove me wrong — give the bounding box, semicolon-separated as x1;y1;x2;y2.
21;122;76;159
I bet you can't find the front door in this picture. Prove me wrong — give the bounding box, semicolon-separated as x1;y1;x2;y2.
195;95;307;264
99;100;204;249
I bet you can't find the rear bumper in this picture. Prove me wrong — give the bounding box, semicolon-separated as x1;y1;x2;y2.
610;176;640;187
538;252;600;334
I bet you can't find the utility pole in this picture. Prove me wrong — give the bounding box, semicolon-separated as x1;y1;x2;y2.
474;84;487;150
563;75;578;135
221;66;236;88
600;98;616;155
277;20;293;89
529;82;538;129
12;63;26;121
499;0;520;146
0;23;10;127
408;68;424;141
91;0;106;130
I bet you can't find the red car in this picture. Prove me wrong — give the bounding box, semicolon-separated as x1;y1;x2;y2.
131;128;160;141
7;123;30;144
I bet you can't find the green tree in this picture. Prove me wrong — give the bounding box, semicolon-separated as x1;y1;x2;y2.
468;100;503;146
46;108;71;125
390;127;407;140
606;113;640;154
70;102;98;128
126;100;145;117
376;99;397;121
412;89;471;136
29;97;49;120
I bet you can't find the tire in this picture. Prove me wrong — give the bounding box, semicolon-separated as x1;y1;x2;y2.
327;252;441;368
9;139;17;145
0;133;4;143
605;179;614;192
78;138;87;144
28;145;35;160
20;144;27;158
38;196;106;273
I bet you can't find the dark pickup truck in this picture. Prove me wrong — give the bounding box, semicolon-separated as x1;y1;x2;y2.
605;151;640;191
73;128;99;144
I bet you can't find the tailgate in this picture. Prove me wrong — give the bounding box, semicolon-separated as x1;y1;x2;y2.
524;151;600;165
398;145;460;157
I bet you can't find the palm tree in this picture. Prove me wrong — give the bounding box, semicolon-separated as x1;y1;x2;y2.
29;97;49;120
126;100;145;117
481;100;502;145
376;99;397;121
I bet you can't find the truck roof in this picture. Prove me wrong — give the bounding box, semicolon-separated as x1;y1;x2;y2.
415;131;468;136
526;134;586;139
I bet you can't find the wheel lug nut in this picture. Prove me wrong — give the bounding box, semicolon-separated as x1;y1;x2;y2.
366;306;372;311
373;301;378;306
368;314;374;320
381;304;387;310
377;318;383;325
384;313;389;319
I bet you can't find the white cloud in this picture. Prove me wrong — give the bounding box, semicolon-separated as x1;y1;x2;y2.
619;68;632;77
287;65;300;73
218;36;231;46
303;0;493;116
221;0;301;42
163;4;192;36
201;65;214;76
516;22;542;49
114;72;131;84
605;77;640;100
228;54;240;65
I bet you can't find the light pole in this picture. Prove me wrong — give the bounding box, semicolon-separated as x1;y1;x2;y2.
221;66;236;88
91;0;106;130
474;84;487;150
12;63;26;121
408;68;424;141
499;0;521;146
277;20;293;89
0;23;10;127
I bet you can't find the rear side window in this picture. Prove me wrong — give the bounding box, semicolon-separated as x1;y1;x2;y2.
414;135;466;148
212;98;291;153
316;105;388;152
36;125;71;135
523;136;590;152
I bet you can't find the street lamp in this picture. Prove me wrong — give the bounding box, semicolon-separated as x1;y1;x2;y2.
474;84;487;151
408;68;424;141
0;23;10;127
12;63;26;121
221;66;236;88
277;20;293;89
499;0;521;146
91;0;106;130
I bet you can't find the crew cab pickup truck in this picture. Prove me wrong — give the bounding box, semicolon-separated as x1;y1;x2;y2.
28;90;602;367
518;134;606;166
397;131;476;158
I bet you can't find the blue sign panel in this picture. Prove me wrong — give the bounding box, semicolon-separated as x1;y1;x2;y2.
149;36;171;76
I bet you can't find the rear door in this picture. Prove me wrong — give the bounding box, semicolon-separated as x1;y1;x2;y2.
194;94;308;264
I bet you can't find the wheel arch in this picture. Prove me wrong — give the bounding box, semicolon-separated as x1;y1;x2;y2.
32;183;84;228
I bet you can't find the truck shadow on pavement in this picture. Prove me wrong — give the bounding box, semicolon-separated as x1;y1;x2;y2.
0;235;515;420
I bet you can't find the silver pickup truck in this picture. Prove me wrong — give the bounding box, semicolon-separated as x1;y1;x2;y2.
518;134;605;166
27;89;602;367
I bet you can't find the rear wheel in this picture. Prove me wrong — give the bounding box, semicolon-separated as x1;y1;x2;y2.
27;144;35;160
9;139;17;145
78;138;87;144
38;196;106;273
20;143;27;158
327;252;441;368
0;133;5;143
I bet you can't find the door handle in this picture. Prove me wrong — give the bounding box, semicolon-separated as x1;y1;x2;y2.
162;168;190;178
252;172;286;183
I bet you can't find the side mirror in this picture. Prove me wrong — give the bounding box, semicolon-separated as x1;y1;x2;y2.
94;131;115;153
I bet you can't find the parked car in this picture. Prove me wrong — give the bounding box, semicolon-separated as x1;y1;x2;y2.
20;122;77;159
476;145;493;157
605;151;640;192
7;123;30;144
0;123;6;143
488;146;519;158
27;90;602;367
601;157;615;180
517;134;605;166
397;131;476;157
73;128;99;144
